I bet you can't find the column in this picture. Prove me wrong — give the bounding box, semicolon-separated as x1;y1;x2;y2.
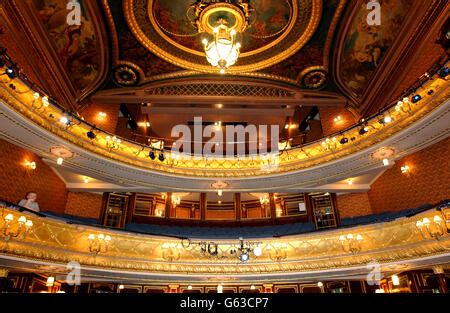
263;284;274;293
165;192;172;219
269;193;276;220
200;193;207;221
168;284;179;293
433;266;448;293
234;193;241;221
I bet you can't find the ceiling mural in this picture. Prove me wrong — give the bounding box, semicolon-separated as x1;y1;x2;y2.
99;0;349;89
152;0;292;53
2;0;441;114
32;0;101;91
338;0;413;97
260;0;342;87
119;0;322;75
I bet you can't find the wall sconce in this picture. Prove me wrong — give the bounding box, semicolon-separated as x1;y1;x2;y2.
333;116;342;123
46;276;55;287
161;243;180;262
217;284;223;293
391;275;400;286
266;243;288;261
97;112;107;119
339;234;363;253
24;160;36;176
416;215;446;239
31;93;50;110
1;214;33;241
105;136;121;151
321;137;338;151
400;164;411;175
88;233;111;255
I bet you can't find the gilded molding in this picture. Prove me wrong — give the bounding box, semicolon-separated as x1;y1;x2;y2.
123;0;323;74
0;207;448;277
0;63;448;179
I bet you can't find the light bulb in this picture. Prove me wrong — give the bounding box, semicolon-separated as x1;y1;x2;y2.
253;246;262;257
5;214;13;222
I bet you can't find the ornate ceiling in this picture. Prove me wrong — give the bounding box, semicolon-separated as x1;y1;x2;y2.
0;0;448;113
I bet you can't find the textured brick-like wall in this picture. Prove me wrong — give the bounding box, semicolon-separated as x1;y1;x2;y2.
336;193;372;218
319;107;358;137
368;136;450;213
0;139;67;213
386;11;447;106
79;103;120;134
64;192;102;219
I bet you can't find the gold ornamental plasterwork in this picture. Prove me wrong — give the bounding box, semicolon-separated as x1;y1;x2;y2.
0;207;449;276
146;0;296;58
0;63;448;180
124;0;322;74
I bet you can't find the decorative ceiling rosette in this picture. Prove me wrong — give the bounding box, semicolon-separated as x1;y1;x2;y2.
123;0;322;74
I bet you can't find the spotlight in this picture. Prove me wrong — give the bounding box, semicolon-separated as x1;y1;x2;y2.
239;252;249;263
411;95;422;103
86;130;96;140
439;67;449;78
340;137;349;144
359;127;368;135
60;116;71;126
158;152;165;162
379;116;392;124
149;150;156;160
5;67;15;79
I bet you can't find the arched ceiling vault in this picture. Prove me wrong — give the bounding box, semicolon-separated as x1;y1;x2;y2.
0;0;447;114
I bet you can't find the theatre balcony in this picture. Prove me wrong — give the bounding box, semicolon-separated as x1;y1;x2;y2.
0;0;449;296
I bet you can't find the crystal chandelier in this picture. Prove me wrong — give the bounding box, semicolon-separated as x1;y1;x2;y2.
192;0;252;73
202;22;241;74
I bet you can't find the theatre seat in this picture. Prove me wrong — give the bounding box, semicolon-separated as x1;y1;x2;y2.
340;204;433;228
124;222;316;239
40;210;100;226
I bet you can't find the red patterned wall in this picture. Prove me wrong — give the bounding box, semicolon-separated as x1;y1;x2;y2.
0;138;67;213
368;136;450;213
64;192;102;219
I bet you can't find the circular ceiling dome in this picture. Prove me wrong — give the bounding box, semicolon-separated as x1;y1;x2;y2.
123;0;322;73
